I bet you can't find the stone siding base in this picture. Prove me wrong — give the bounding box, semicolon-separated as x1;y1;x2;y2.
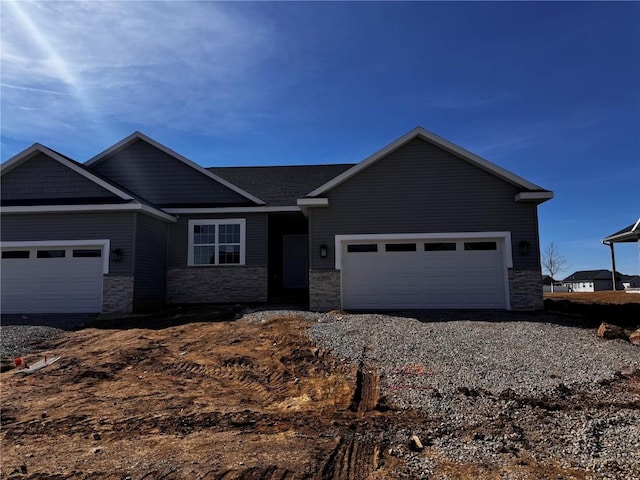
167;266;268;304
309;270;341;312
103;275;134;313
509;269;543;311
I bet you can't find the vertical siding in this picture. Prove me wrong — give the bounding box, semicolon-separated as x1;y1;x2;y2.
0;212;135;275
1;153;119;201
167;213;267;267
133;213;168;304
309;138;542;271
90;140;252;206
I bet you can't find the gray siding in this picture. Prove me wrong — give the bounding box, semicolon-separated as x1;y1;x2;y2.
167;213;267;267
0;212;135;275
134;213;168;306
1;153;119;202
309;138;541;270
91;140;251;206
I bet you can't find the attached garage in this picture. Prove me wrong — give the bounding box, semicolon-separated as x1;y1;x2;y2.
1;241;109;313
338;233;512;310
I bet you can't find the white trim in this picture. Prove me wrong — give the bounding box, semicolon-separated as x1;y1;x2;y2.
1;144;134;201
307;126;548;197
164;206;300;214
297;198;329;207
86;132;266;205
187;218;246;266
1;203;177;223
1;239;111;273
335;231;512;310
515;191;554;202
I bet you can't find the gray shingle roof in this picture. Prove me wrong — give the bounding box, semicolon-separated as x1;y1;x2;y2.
208;164;354;206
563;270;620;282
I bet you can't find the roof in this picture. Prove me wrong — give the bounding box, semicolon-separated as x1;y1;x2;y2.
86;131;266;205
209;164;354;206
0;143;176;222
305;126;554;202
563;270;622;282
542;275;557;284
603;218;640;243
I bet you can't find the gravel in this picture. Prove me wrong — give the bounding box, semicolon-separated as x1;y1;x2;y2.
0;325;66;359
245;309;640;479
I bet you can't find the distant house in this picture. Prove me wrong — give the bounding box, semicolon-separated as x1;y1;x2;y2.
621;274;640;290
542;275;567;293
562;270;623;292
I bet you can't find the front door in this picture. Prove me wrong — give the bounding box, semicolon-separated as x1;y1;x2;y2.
283;235;308;289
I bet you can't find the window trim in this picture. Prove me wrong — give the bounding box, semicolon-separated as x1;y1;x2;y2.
187;218;246;266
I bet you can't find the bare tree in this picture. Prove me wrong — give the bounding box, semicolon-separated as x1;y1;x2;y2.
541;242;567;292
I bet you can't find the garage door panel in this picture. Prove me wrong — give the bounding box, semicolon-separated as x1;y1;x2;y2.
342;237;507;310
1;246;104;313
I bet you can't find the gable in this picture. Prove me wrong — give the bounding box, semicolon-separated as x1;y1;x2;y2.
1;152;122;205
327;137;522;207
88;135;264;207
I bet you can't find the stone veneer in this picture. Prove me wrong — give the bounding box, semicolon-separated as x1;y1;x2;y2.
103;275;134;313
309;270;341;312
167;266;268;304
509;269;543;311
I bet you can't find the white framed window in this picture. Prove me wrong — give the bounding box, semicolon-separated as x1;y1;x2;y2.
188;219;246;266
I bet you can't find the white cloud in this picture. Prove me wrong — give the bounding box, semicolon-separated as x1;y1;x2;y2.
1;0;278;147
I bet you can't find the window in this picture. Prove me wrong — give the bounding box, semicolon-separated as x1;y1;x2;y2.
347;244;378;253
188;219;245;266
2;250;30;259
464;242;497;251
424;242;456;251
37;249;66;258
73;249;102;258
385;243;417;252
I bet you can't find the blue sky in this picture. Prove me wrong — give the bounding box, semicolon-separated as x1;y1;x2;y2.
1;1;639;276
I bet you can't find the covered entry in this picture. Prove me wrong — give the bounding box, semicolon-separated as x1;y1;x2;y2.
338;233;511;309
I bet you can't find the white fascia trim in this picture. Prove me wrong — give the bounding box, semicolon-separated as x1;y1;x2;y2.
86;132;266;205
164;206;300;214
1;144;134;201
1;239;111;273
307;126;545;197
515;191;554;202
334;231;513;270
1;203;177;223
296;198;329;207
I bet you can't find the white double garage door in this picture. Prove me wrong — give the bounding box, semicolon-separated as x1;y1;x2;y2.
338;233;512;310
1;241;109;314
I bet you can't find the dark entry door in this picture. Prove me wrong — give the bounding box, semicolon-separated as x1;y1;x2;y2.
283;235;308;289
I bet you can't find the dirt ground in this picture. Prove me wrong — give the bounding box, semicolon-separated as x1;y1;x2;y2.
1;309;639;479
545;291;640;305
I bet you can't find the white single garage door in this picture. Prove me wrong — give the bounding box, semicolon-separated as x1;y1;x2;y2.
1;245;105;313
341;236;508;309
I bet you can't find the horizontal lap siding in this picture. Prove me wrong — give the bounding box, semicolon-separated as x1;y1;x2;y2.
91;140;250;206
134;213;168;301
0;212;135;275
167;213;267;267
1;153;119;201
310;138;540;270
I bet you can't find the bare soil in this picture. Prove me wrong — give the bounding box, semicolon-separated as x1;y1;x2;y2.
2;310;639;479
545;291;640;305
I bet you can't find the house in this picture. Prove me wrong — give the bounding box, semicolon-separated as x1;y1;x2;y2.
603;219;640;291
621;274;640;290
0;127;553;314
542;275;567;293
562;270;624;292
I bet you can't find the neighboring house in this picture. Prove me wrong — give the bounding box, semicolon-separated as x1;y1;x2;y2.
0;127;553;314
562;270;624;292
621;274;640;290
542;275;567;293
